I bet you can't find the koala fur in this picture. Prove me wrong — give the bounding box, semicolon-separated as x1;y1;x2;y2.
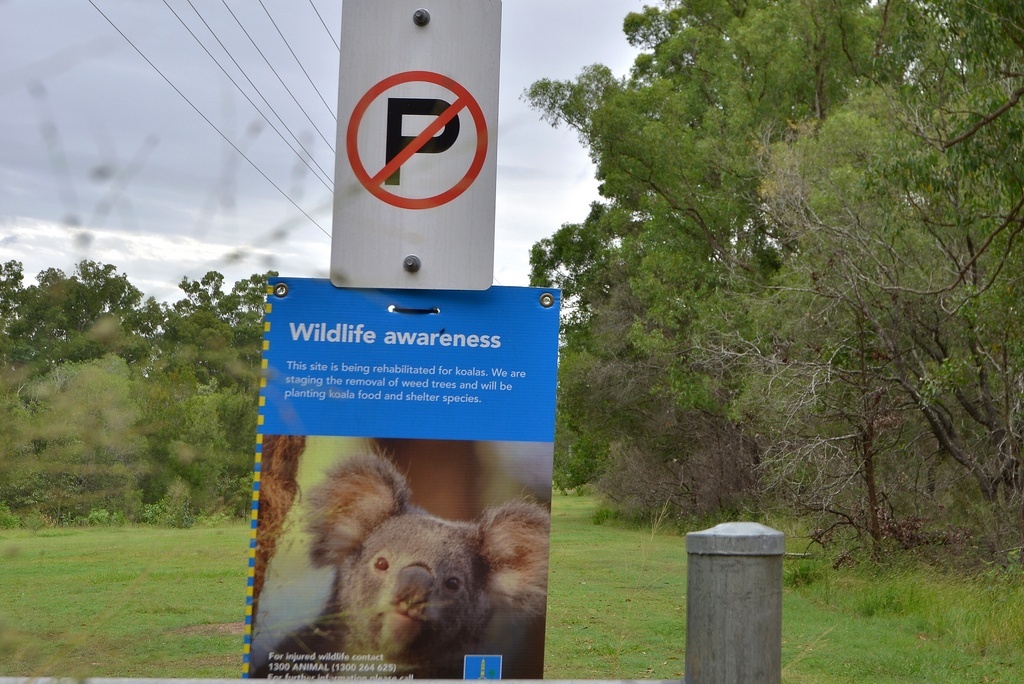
257;452;550;678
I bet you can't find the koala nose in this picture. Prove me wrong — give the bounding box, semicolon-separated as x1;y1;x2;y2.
395;564;433;609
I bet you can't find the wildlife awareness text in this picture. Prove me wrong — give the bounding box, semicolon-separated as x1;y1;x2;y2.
289;322;501;348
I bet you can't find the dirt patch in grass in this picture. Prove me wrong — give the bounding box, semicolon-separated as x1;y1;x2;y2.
193;654;242;667
172;622;244;636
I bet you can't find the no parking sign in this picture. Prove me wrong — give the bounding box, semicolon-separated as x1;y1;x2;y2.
346;70;489;211
331;0;501;290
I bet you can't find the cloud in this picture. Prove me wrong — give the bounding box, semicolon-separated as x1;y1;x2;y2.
0;0;641;300
0;215;311;302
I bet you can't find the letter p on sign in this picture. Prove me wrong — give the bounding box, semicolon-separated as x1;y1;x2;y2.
331;0;501;291
385;98;460;186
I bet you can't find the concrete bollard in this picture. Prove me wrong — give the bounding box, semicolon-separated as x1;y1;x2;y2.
684;522;784;684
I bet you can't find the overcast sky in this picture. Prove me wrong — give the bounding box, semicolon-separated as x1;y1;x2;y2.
0;0;641;302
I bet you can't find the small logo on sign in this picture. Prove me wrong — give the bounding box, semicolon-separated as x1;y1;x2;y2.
463;655;502;679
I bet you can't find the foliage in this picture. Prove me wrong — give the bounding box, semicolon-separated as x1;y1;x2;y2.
139;490;197;529
0;502;19;529
0;260;271;525
527;0;1024;559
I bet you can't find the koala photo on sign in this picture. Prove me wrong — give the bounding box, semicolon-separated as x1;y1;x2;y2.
247;435;552;679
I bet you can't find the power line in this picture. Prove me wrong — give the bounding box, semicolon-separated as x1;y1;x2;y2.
86;0;330;238
219;0;336;152
185;0;335;183
307;0;340;52
257;0;337;122
169;0;334;190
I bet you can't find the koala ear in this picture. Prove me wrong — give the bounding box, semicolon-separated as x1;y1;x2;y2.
307;453;411;568
479;502;550;615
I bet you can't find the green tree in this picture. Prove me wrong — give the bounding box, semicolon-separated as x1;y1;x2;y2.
526;0;877;517
745;1;1024;551
159;271;269;390
528;0;1024;557
0;263;269;523
2;260;157;371
0;356;146;522
138;270;269;513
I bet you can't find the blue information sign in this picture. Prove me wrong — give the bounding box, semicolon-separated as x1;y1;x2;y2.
259;279;559;442
245;279;559;680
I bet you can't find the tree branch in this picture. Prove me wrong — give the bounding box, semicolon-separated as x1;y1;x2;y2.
943;85;1024;150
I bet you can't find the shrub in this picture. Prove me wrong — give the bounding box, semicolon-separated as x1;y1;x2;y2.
21;512;50;532
0;502;20;529
784;557;828;589
592;506;617;525
141;494;196;528
86;508;112;526
196;511;232;527
140;501;166;525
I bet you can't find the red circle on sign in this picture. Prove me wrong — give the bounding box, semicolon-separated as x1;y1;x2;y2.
346;71;488;210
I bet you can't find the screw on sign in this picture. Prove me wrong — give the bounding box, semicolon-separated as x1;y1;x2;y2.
346;70;488;210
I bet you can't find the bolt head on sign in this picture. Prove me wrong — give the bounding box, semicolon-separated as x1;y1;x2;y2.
331;0;501;290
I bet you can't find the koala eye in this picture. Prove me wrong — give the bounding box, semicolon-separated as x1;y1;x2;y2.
443;576;461;592
374;557;390;572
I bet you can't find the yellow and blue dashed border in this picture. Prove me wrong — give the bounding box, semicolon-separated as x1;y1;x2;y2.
241;287;274;677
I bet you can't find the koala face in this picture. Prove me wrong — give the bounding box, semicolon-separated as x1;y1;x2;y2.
334;514;492;667
299;452;550;677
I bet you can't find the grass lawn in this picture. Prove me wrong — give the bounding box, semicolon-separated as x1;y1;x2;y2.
1;493;1022;681
0;525;249;678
